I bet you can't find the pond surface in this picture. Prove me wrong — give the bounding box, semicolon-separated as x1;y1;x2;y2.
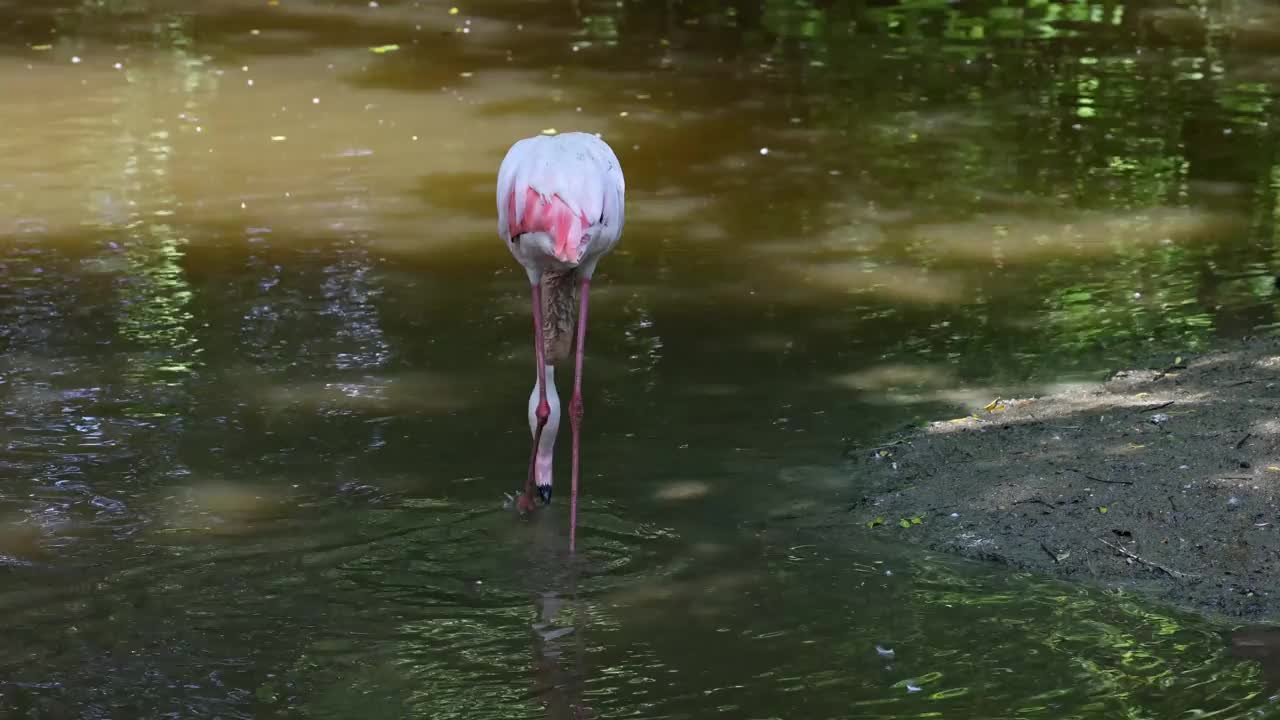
3;0;1280;716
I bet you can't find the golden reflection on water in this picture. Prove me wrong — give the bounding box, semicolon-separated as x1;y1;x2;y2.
1;4;626;253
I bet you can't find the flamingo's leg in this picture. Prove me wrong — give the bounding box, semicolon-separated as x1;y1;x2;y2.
568;276;591;552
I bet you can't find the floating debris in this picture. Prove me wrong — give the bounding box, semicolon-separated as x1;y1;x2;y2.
369;44;400;54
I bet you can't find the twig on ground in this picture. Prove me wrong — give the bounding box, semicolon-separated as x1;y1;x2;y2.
1096;538;1196;580
848;437;910;457
1040;542;1068;563
1066;468;1134;486
1235;433;1253;450
1138;400;1175;413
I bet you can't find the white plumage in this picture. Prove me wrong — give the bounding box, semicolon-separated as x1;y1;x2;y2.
497;132;625;281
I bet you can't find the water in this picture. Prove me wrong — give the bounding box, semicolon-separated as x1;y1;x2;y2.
2;0;1280;716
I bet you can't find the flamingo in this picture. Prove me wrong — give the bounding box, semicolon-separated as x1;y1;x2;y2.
496;131;625;552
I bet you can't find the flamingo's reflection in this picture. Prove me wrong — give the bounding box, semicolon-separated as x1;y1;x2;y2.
521;569;597;720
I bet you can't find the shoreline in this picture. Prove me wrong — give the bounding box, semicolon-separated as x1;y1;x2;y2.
847;335;1280;623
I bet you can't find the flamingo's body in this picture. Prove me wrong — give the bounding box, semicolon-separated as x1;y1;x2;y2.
496;132;625;552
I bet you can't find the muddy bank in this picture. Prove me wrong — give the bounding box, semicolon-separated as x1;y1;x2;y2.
847;336;1280;621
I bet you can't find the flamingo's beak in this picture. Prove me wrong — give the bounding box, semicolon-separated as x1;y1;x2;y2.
515;493;537;516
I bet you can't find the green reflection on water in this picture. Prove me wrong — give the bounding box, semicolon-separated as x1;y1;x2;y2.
109;12;210;401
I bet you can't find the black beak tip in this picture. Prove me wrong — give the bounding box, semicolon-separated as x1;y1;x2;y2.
537;485;553;505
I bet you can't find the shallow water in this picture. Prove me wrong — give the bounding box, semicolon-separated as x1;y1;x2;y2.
3;0;1280;716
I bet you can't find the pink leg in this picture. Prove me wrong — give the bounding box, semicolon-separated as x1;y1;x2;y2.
568;277;591;552
521;281;551;515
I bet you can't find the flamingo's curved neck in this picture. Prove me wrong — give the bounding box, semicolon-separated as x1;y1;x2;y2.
529;365;561;493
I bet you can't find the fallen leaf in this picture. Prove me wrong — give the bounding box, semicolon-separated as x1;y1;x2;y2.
369;44;400;54
867;517;885;528
1099;506;1109;514
983;397;1002;412
31;44;52;51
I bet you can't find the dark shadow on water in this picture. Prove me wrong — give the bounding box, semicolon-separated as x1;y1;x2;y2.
1231;625;1280;695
